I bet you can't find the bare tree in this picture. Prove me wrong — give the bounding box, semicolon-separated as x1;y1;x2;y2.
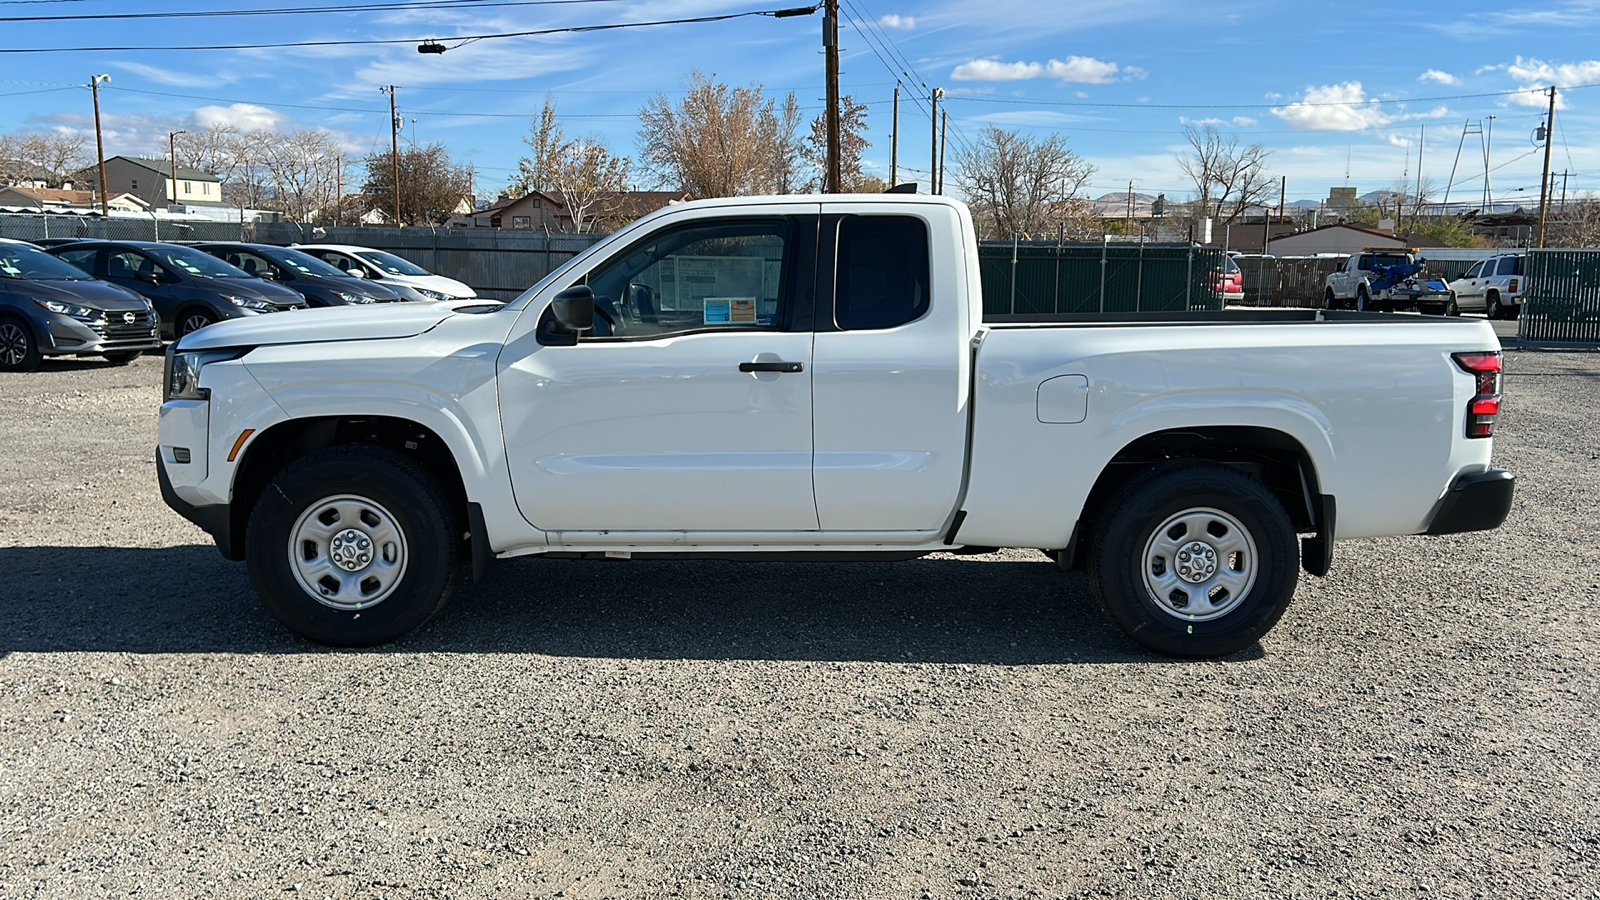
0;130;89;186
953;125;1096;238
802;95;874;192
362;143;471;226
551;137;631;233
1548;195;1600;248
511;96;565;196
259;129;344;222
637;71;803;197
1177;123;1277;226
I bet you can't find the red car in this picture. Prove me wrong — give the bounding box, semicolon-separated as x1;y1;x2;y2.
1214;255;1244;303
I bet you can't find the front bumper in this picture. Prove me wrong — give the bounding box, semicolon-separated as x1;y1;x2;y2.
40;309;162;357
1425;468;1515;535
158;453;238;559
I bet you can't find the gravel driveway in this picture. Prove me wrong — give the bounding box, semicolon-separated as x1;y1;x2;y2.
1;347;1596;899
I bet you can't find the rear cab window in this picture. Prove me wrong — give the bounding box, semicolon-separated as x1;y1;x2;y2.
833;215;930;330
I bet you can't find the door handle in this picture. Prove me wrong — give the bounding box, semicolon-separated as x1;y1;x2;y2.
739;360;804;373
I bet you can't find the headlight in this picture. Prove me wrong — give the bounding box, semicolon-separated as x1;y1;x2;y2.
163;347;250;402
221;294;272;311
415;288;449;301
34;298;100;320
334;291;374;304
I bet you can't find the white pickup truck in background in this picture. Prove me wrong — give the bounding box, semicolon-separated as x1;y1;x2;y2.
1324;249;1453;314
158;195;1514;658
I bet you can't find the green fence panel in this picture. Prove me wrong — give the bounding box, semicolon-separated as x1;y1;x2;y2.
1520;249;1600;343
978;242;1223;316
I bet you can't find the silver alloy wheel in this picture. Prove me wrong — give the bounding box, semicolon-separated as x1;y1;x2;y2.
288;494;409;610
179;313;213;336
0;322;27;366
1141;506;1259;622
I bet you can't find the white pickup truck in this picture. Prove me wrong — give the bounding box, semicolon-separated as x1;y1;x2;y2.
158;195;1514;658
1324;249;1452;314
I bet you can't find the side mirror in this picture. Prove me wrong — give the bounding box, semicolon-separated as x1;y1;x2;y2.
142;272;161;286
347;269;364;278
551;285;595;333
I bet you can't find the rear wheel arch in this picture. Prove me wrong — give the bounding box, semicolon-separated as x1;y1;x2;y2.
229;415;470;563
1060;425;1324;571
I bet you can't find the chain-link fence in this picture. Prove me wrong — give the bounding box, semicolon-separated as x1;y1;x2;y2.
977;240;1225;317
0;212;608;302
1521;249;1600;343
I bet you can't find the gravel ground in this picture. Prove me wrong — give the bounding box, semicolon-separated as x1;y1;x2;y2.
1;342;1597;900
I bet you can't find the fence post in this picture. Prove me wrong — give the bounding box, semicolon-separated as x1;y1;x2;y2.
1009;232;1018;315
1054;224;1062;314
1185;247;1193;311
1135;230;1145;312
1099;235;1108;314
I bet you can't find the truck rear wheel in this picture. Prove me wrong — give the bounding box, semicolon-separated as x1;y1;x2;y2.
1323;288;1339;310
1487;291;1505;320
1088;461;1298;658
245;444;459;646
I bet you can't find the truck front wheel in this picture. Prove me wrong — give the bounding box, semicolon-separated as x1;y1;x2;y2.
1088;462;1298;658
245;444;459;646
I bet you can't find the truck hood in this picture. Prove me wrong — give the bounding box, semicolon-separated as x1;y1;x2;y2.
175;299;493;350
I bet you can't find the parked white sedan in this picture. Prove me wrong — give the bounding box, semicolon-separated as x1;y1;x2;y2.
292;244;476;301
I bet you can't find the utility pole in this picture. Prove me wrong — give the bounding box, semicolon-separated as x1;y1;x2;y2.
1414;124;1425;223
382;85;401;226
889;86;898;187
90;74;111;217
1125;180;1133;227
334;153;343;227
167;129;186;211
1537;85;1556;247
1484;115;1495;209
823;0;841;193
938;109;947;194
930;87;942;194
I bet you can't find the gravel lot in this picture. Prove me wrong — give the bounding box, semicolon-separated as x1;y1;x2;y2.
1;334;1597;899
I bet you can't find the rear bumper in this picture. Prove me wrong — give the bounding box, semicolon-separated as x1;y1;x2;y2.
1425;468;1515;535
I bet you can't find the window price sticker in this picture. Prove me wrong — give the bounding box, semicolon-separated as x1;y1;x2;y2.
703;297;757;324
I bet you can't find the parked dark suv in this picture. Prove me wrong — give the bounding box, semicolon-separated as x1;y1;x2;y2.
47;240;306;339
0;238;161;371
194;242;403;306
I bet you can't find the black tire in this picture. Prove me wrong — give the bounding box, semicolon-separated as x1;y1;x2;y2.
0;315;42;372
245;444;460;646
1088;461;1299;658
1486;291;1504;321
1356;287;1374;312
177;308;216;337
1444;296;1459;317
103;350;141;365
1323;288;1340;310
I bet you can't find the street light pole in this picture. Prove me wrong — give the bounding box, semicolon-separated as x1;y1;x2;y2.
168;129;187;211
90;74;111;217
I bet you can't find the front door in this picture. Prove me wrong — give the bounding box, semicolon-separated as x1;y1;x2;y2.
499;214;820;535
101;248;181;325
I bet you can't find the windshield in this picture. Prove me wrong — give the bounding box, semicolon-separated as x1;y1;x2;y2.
0;243;94;280
357;250;431;277
145;244;250;278
264;247;350;278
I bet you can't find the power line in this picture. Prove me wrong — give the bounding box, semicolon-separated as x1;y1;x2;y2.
0;0;632;24
945;85;1599;112
0;6;818;53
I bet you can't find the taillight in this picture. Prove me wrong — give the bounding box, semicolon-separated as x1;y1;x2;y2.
1509;277;1519;292
1452;351;1502;438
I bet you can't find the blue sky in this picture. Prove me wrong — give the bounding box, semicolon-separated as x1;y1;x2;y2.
3;0;1598;208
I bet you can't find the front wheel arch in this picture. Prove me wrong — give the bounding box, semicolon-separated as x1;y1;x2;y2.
229;415;471;563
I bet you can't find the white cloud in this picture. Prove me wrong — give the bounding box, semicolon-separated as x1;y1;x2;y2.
111;61;236;88
951;59;1043;81
1502;56;1596;108
951;55;1141;84
1271;82;1395;131
879;13;916;29
1419;69;1459;85
192;103;290;132
1179;115;1258;128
